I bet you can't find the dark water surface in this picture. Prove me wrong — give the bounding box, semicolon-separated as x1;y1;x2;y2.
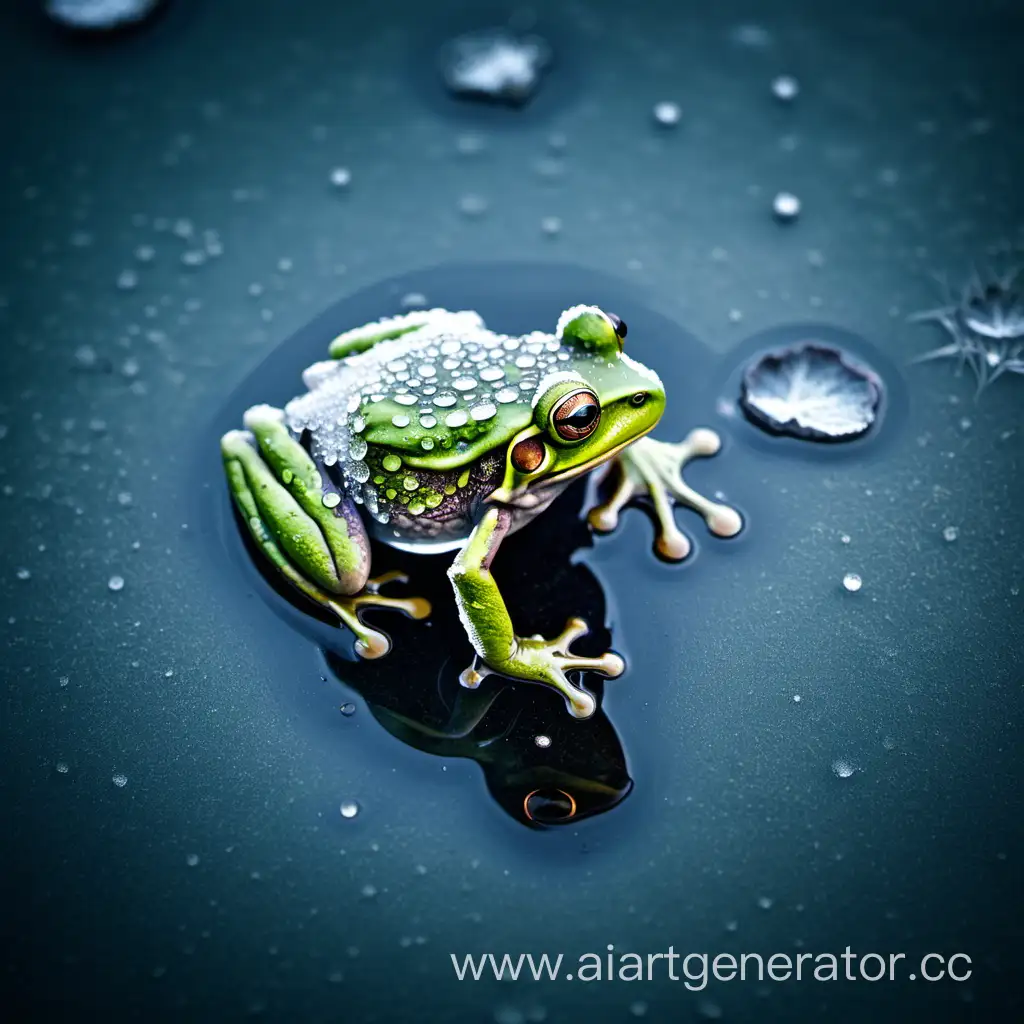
3;2;1022;1022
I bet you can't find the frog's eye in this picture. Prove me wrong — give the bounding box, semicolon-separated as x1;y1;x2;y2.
551;388;601;441
606;312;627;341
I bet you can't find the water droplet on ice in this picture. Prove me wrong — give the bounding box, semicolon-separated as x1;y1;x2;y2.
186;853;200;867
16;567;31;581
116;269;138;290
653;101;681;127
773;191;801;221
112;773;128;787
842;573;862;592
56;761;69;774
340;800;360;819
108;575;125;591
534;734;552;748
943;525;959;542
757;895;774;909
771;75;799;101
540;216;562;236
340;702;356;717
832;758;856;778
458;194;488;217
329;166;351;189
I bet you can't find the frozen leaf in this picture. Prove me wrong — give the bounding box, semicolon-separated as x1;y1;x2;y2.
740;343;882;441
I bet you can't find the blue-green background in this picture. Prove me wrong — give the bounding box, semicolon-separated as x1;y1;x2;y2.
2;1;1022;1021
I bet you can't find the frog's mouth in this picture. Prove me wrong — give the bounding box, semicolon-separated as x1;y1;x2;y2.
490;422;656;506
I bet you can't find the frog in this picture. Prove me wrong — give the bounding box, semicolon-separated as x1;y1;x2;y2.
220;305;742;719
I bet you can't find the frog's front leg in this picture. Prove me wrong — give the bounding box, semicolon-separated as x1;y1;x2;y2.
221;405;430;658
447;507;624;719
587;430;743;560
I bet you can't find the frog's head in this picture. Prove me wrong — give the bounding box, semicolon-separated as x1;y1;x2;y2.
491;306;665;504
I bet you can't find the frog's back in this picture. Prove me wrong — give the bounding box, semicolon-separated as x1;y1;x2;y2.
284;309;575;550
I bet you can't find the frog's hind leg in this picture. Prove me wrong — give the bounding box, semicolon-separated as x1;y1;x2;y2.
220;405;430;658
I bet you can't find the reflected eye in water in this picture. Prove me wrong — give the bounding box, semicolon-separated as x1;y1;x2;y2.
523;788;578;823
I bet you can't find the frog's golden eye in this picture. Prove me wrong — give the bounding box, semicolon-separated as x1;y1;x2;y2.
551;388;601;442
606;312;627;340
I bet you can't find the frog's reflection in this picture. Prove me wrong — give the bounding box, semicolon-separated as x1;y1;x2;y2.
242;478;633;828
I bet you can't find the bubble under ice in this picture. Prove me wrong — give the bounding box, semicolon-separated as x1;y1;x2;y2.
440;29;551;106
45;0;163;31
739;343;882;441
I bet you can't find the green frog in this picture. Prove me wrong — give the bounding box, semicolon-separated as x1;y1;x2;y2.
221;305;741;718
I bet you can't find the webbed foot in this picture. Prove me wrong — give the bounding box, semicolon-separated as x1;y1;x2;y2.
327;571;432;659
588;431;742;560
459;617;623;720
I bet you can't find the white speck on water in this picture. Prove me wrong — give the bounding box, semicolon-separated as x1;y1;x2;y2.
16;567;31;581
943;525;959;542
116;268;138;290
629;1002;648;1019
773;191;801;220
134;244;155;262
771;75;799;101
842;573;862;592
56;762;69;774
840;533;851;544
534;735;552;748
59;676;69;688
494;1007;525;1024
757;896;774;910
458;193;488;217
792;694;802;703
186;853;200;867
400;292;428;309
112;773;128;788
329;166;352;188
653;101;681;127
107;575;125;592
882;736;897;751
697;1001;724;1020
540;216;562;236
116;491;133;506
340;800;360;819
46;0;162;31
360;883;378;899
